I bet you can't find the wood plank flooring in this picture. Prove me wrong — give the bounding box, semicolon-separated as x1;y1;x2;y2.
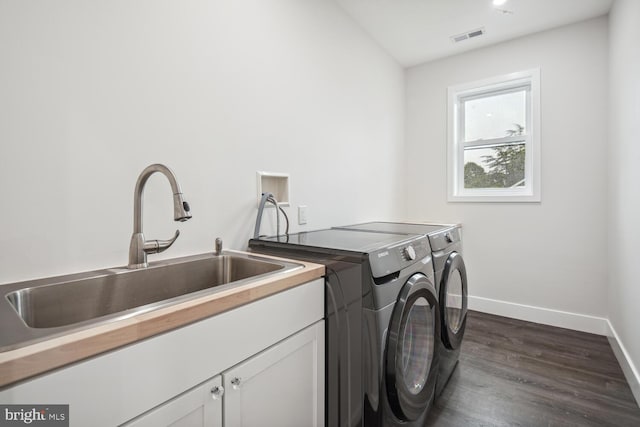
425;311;640;427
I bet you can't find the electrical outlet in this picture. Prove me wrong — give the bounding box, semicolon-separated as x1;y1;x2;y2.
298;205;308;225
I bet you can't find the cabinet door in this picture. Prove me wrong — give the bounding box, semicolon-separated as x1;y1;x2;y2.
122;376;223;427
224;321;324;427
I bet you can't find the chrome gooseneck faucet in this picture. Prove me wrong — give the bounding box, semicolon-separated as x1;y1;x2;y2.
128;164;192;269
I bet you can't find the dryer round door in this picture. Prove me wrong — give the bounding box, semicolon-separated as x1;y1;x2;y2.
385;273;440;422
440;251;468;350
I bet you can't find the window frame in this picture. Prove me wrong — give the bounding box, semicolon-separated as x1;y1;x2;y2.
447;69;541;202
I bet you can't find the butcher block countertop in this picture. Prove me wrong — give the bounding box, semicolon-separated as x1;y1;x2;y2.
0;251;324;388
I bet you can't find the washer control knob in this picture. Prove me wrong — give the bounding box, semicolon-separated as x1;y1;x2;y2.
403;246;416;261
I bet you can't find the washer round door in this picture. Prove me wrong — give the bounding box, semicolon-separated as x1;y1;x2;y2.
440;252;468;350
385;273;440;422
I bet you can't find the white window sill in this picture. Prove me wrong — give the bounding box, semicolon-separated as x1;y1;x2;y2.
448;193;541;203
447;188;541;203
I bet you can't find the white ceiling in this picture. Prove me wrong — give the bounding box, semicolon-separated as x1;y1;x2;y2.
334;0;613;67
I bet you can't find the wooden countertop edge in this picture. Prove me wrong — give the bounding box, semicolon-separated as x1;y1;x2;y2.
0;256;324;389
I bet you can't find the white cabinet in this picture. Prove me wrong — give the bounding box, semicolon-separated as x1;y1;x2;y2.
223;323;323;427
123;376;223;427
123;322;323;427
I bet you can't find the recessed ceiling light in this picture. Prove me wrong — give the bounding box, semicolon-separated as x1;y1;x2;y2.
493;0;508;6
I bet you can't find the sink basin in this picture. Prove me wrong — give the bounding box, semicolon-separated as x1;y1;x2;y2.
0;252;301;350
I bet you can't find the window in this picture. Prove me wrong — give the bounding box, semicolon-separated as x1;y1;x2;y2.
447;69;540;202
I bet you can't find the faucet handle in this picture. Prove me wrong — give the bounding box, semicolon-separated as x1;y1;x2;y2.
215;237;223;256
144;230;180;254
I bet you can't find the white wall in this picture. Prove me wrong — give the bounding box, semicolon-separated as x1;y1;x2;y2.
405;18;609;331
0;0;405;284
608;0;640;400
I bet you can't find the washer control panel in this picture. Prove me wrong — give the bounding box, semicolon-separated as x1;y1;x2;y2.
428;226;460;251
369;235;431;278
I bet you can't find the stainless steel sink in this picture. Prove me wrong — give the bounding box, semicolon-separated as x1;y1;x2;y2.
0;252;301;351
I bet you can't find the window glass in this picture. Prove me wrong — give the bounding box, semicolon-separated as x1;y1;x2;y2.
463;143;526;188
464;89;527;142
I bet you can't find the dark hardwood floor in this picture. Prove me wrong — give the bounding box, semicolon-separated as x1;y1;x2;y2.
425;311;640;427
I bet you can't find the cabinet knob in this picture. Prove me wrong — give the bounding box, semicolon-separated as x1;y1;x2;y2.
211;385;225;400
230;377;242;389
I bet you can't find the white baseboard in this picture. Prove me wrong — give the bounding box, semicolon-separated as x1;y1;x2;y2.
607;321;640;406
468;295;609;335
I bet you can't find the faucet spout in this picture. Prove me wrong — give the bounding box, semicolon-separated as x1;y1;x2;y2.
128;164;192;269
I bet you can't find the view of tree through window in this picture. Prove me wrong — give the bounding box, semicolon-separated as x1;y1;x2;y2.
463;121;526;189
464;143;525;188
461;89;527;189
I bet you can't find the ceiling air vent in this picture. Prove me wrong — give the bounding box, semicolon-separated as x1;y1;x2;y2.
451;27;485;43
